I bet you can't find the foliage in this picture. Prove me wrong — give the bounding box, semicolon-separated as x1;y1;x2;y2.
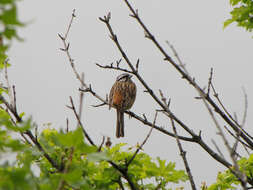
0;0;24;68
207;154;253;190
0;112;188;190
224;0;253;33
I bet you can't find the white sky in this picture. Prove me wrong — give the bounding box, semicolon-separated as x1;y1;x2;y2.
7;0;253;188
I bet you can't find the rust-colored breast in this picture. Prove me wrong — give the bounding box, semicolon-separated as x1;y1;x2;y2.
112;89;123;108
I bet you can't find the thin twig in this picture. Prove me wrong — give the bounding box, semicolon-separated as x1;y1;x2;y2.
211;139;225;159
126;111;157;167
165;41;189;75
170;118;196;190
211;82;253;142
68;96;95;146
207;68;213;96
199;89;247;189
95;62;133;74
58;9;106;106
12;85;17;113
77;72;85;127
64;9;76;40
223;125;251;149
98;136;105;152
4;59;14;107
241;87;248;128
91;102;107;108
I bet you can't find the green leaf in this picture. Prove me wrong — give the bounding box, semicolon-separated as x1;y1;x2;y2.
87;152;109;162
0;5;23;26
230;0;241;6
223;19;234;29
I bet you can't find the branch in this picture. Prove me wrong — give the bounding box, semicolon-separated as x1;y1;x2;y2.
77;72;85;127
121;0;253;149
126;111;157;167
58;10;107;105
170;118;196;190
95;62;133;73
198;87;248;189
67;96;95;146
210;82;253;142
108;160;138;190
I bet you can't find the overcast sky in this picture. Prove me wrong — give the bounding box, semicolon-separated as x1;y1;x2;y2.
7;0;253;188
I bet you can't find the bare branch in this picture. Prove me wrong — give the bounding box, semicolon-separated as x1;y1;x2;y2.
91;102;107;108
59;10;106;105
68;96;95;146
199;87;247;189
241;87;248;127
126;111;157;167
165;41;189;75
98;136;105;152
211;82;253;142
211;139;225;159
77;72;85;127
170;118;196;190
95;62;133;74
207;68;213;96
122;0;253;149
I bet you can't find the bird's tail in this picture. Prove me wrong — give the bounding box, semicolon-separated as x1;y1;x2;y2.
116;110;124;138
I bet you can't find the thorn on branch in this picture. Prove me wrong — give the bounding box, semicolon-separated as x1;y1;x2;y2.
194;96;203;100
167;98;171;108
142;114;147;122
214;92;218;98
144;31;150;38
136;59;139;72
116;58;122;67
35;124;38;140
107;12;111;21
58;33;65;40
198;130;202;138
110;34;117;41
72;9;76;17
79;87;91;93
129;9;138;18
207;68;213;96
66;43;70;51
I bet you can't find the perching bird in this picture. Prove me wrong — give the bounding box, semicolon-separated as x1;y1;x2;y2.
109;73;136;138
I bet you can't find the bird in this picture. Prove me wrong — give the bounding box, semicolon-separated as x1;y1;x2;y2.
109;73;137;138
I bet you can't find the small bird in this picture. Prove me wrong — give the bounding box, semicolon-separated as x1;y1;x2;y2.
109;73;137;138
